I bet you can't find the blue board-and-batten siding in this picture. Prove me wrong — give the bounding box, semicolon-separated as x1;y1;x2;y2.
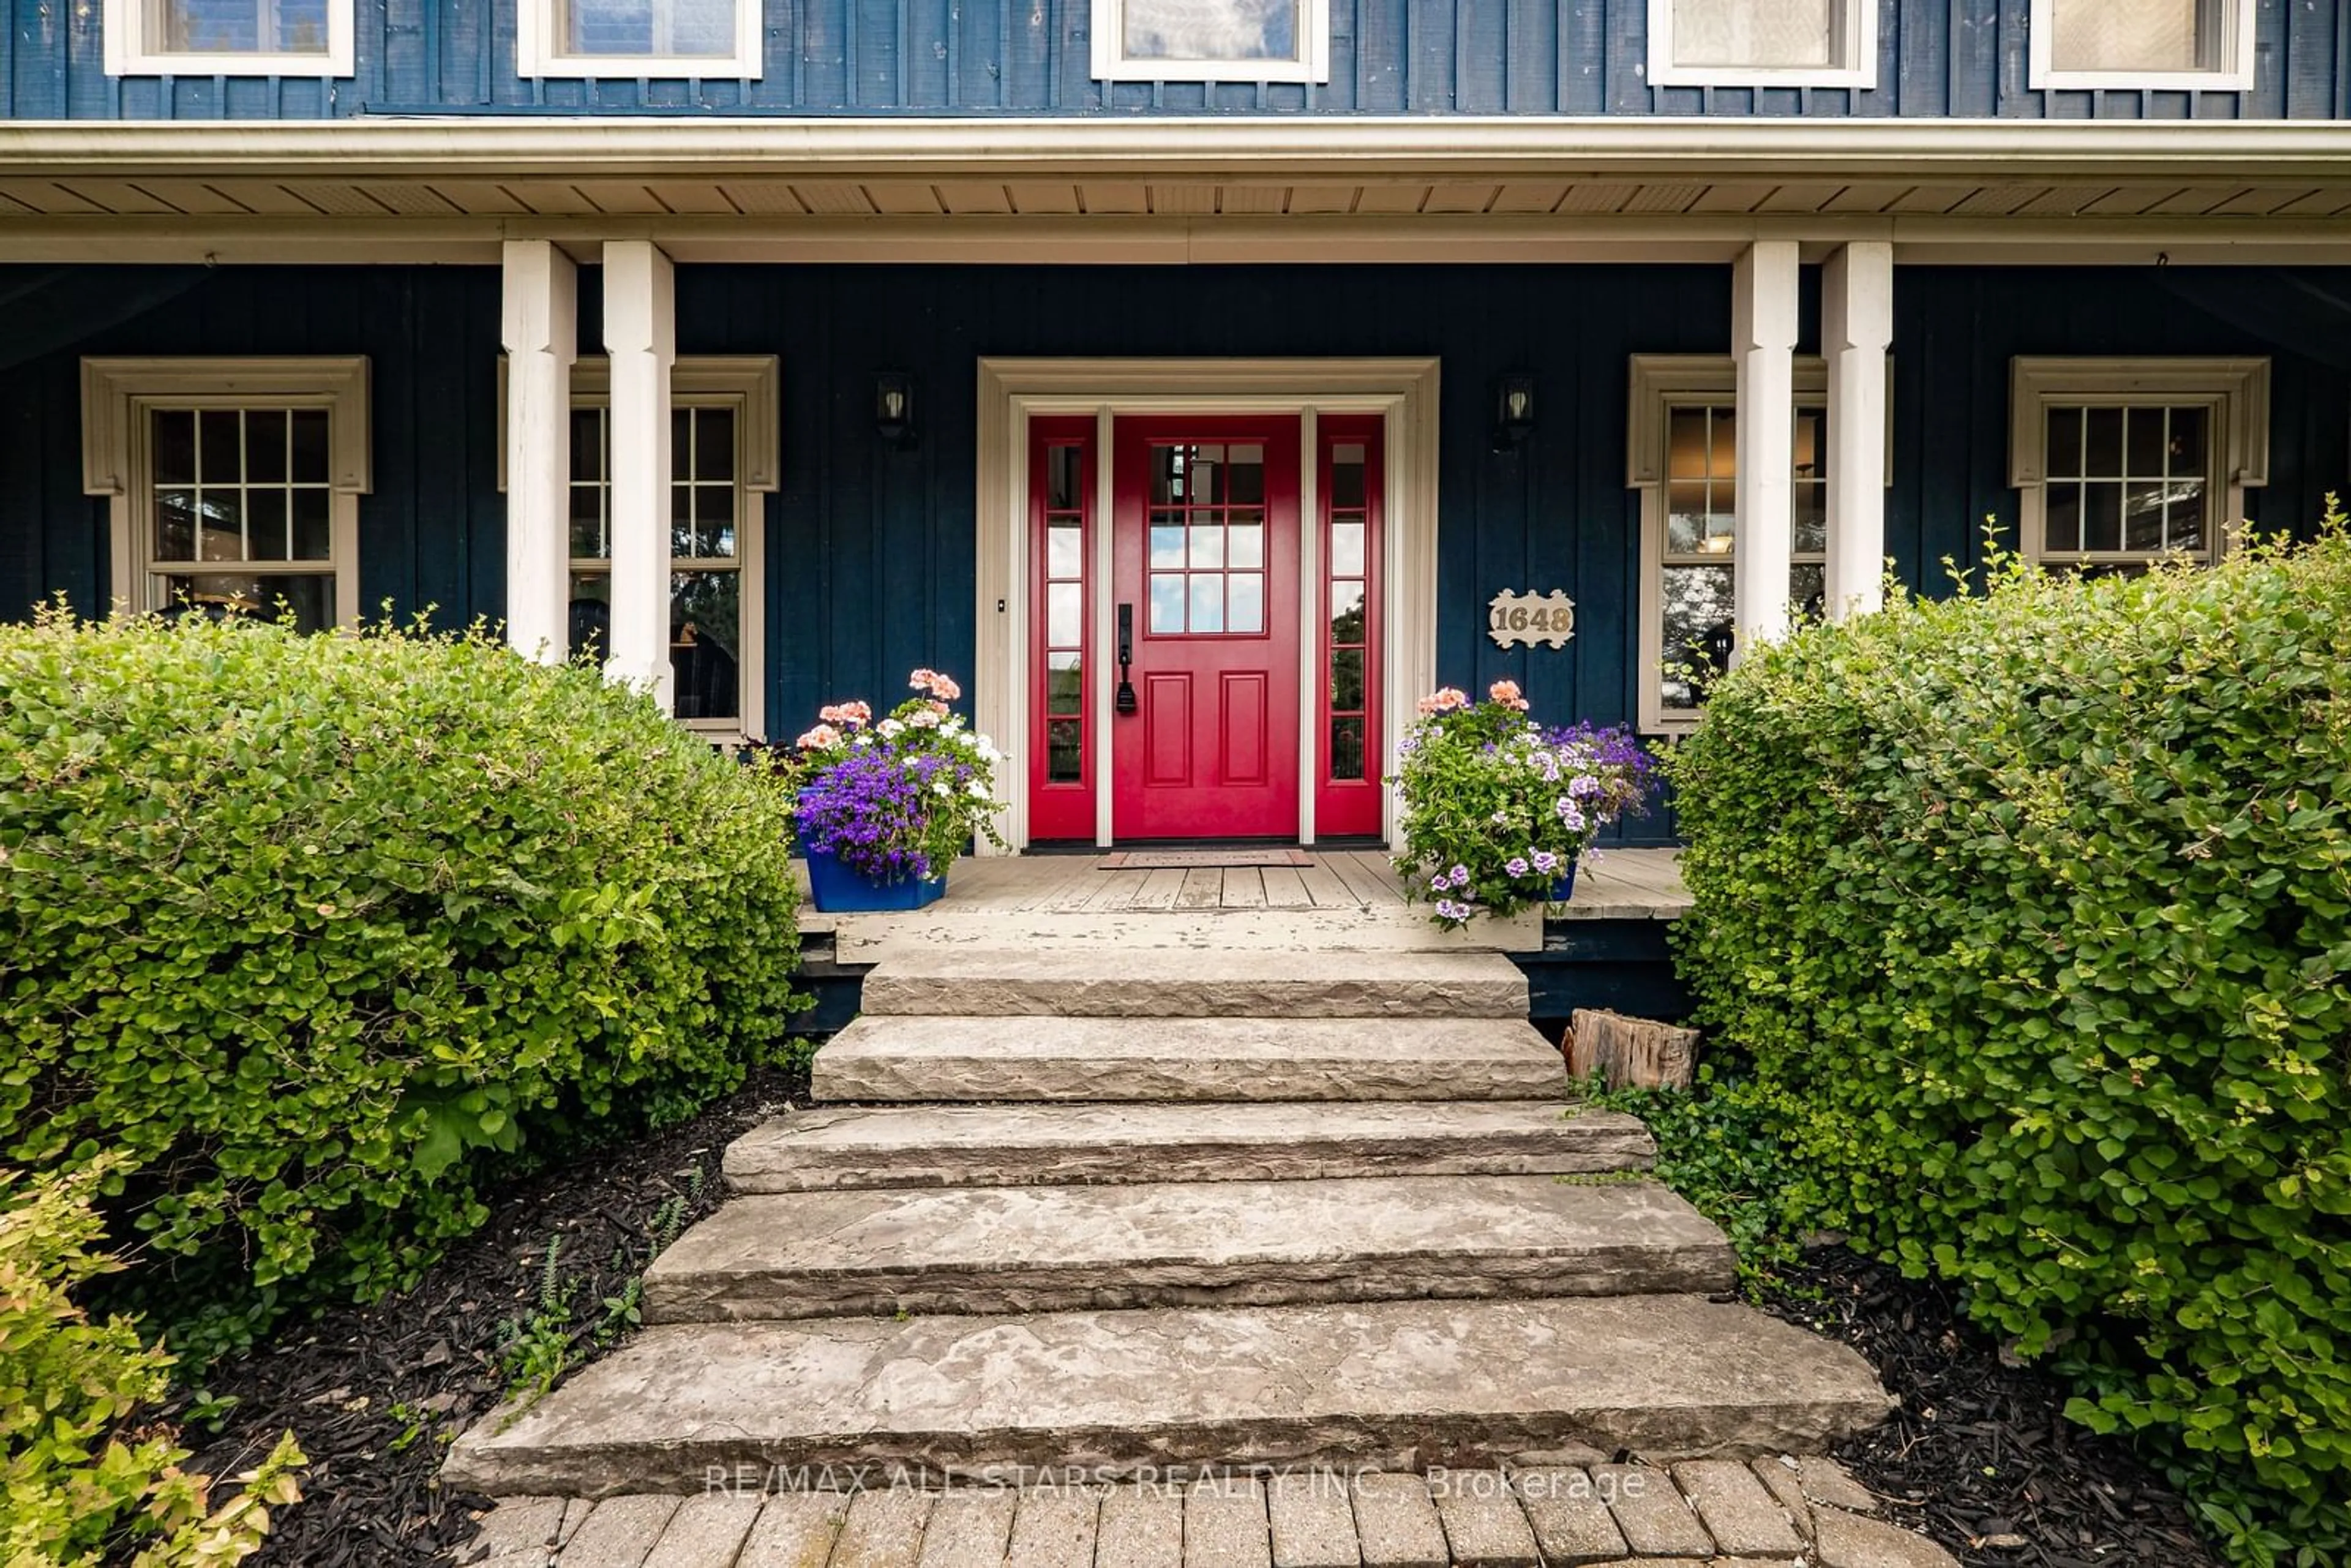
2;260;2347;847
6;0;2347;120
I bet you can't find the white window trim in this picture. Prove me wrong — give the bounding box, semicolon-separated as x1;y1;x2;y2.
516;0;763;79
496;354;778;739
2027;0;2254;92
1090;0;1330;83
2007;356;2268;569
103;0;355;77
80;355;370;628
1645;0;1878;89
1628;353;1894;735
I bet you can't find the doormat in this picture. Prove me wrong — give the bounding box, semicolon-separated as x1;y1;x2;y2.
1096;848;1315;870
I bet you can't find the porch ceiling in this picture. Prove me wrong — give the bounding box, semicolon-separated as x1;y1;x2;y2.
2;118;2349;264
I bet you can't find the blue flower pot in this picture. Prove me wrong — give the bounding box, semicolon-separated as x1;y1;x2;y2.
803;846;947;912
1551;858;1578;901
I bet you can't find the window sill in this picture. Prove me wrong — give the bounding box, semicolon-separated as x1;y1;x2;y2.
1647;63;1878;90
518;56;765;80
2030;67;2254;92
105;49;353;77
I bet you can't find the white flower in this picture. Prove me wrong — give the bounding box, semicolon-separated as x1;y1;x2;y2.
934;781;951;797
878;718;906;737
967;781;991;800
909;708;941;729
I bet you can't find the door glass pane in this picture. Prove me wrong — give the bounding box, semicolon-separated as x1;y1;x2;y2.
1227;523;1263;569
1048;719;1084;783
1048;446;1082;511
1187;574;1224;633
1048;582;1084;647
1227;446;1265;503
2050;0;2207;73
1228;572;1264;634
157;572;332;631
1330;580;1365;641
1150;573;1185;633
1047;651;1083;714
1049;522;1084;579
1671;0;1835;69
1330;521;1365;577
1189;524;1224;569
1330;648;1365;712
1150;524;1187;569
1330;444;1367;508
669;569;740;721
1330;716;1366;782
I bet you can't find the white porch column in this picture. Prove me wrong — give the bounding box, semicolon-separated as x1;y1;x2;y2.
1824;240;1894;620
500;239;576;663
1731;239;1801;660
602;240;677;710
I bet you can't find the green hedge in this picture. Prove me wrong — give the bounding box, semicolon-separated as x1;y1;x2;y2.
1664;525;2351;1564
0;612;803;1354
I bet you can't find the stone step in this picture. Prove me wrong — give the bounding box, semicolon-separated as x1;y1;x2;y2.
723;1101;1651;1192
642;1176;1734;1321
811;1015;1570;1104
858;947;1529;1019
440;1294;1895;1497
823;904;1546;962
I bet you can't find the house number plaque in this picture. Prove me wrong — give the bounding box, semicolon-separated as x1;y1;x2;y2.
1487;590;1577;650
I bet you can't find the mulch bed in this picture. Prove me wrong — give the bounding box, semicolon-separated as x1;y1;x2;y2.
1765;1248;2222;1568
176;1065;808;1568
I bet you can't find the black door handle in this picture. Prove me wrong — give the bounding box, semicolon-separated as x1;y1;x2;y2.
1116;603;1138;715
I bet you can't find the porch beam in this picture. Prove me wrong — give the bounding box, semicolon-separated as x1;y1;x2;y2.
1823;241;1894;620
1731;239;1801;659
602;239;677;711
500;238;576;664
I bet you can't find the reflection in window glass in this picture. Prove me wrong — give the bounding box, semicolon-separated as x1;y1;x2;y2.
149;0;331;54
2038;404;2211;564
1122;0;1299;62
157;572;334;632
2049;0;2214;73
1670;0;1836;67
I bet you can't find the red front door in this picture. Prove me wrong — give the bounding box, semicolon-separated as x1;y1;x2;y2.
1110;418;1302;840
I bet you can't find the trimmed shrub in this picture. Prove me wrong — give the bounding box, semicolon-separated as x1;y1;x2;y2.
0;611;804;1353
1;1158;306;1566
1664;523;2351;1563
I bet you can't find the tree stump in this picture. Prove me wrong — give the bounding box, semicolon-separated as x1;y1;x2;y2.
1565;1008;1699;1091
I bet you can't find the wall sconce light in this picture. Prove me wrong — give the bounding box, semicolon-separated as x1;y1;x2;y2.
1491;373;1537;452
875;373;917;448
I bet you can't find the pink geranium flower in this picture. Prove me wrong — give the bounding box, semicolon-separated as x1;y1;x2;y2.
795;723;842;750
1488;680;1529;711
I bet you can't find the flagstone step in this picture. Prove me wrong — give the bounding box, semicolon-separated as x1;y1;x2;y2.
858;947;1529;1019
642;1175;1734;1321
723;1101;1651;1192
811;1015;1570;1104
440;1294;1895;1498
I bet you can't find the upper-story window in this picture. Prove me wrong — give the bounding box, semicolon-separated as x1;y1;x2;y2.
1646;0;1877;89
519;0;763;78
1092;0;1330;83
2030;0;2253;91
104;0;354;76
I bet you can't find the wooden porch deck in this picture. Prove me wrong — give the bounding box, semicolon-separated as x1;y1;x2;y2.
796;847;1687;957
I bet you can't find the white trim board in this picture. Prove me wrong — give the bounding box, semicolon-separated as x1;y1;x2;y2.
973;358;1441;854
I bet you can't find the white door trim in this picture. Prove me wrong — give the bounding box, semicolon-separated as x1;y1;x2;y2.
975;357;1441;853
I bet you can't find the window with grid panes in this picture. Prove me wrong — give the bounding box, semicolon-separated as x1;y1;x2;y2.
144;406;343;633
1654;402;1829;718
2034;404;2216;571
1146;443;1268;638
566;402;749;723
1041;443;1089;784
